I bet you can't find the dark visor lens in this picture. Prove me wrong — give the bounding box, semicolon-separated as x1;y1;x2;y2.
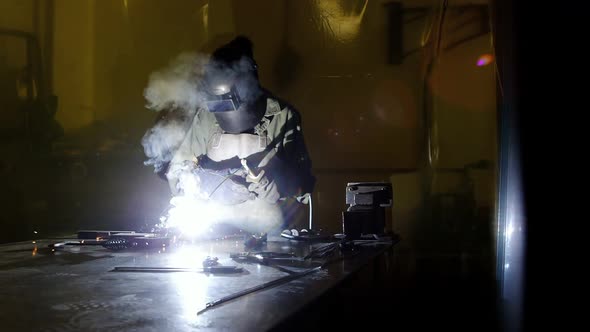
205;85;241;113
206;98;238;113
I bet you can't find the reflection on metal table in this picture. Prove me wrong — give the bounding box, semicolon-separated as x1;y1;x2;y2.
0;234;396;331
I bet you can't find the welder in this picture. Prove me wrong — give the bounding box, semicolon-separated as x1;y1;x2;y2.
165;36;315;233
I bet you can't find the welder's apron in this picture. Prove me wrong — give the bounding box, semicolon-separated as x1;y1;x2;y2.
197;129;282;232
192;129;273;206
206;130;270;164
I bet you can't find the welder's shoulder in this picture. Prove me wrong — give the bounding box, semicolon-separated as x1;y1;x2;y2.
265;92;302;121
194;107;217;125
185;108;216;145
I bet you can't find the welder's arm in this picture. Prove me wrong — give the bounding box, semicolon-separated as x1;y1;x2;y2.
270;109;316;201
166;110;209;195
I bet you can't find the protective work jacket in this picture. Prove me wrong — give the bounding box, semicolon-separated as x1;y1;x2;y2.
166;92;315;206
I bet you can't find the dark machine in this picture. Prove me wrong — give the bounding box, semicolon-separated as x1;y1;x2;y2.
342;182;393;240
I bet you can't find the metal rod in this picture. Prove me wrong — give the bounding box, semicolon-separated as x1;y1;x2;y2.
113;267;199;273
196;244;387;316
112;266;243;274
197;266;322;315
48;240;105;248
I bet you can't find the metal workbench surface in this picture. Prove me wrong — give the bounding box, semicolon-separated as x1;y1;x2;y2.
0;235;392;331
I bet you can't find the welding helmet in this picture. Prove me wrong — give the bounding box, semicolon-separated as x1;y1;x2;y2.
203;36;266;134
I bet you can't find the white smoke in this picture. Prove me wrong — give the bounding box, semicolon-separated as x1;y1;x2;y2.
221;198;284;233
143;52;209;112
141;52;210;174
142;52;258;113
141;52;260;174
141;113;193;174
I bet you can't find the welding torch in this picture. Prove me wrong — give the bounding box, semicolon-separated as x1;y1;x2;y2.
241;159;264;183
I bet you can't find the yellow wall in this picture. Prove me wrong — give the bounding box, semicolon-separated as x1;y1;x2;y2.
86;0;217;135
53;0;96;129
0;1;34;32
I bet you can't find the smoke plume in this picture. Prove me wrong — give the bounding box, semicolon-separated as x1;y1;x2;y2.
143;52;209;112
141;52;209;174
141;52;260;174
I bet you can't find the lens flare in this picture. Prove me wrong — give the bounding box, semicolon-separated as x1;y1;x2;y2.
476;54;494;67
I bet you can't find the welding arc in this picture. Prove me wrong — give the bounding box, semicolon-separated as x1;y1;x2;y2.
197;265;322;315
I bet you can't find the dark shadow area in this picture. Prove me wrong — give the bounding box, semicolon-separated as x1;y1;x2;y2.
272;251;498;331
0;119;167;244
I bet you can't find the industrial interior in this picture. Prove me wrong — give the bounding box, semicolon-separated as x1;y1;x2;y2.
0;0;526;331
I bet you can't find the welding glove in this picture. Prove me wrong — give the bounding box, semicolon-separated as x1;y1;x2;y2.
296;193;311;204
196;167;255;205
247;176;280;204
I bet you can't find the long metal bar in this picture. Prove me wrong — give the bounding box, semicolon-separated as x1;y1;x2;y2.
196;247;370;316
112;266;243;274
197;265;322;315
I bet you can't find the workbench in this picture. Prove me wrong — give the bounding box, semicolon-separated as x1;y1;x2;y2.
0;234;395;331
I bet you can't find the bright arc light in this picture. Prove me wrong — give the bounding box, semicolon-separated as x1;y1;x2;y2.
165;196;218;237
